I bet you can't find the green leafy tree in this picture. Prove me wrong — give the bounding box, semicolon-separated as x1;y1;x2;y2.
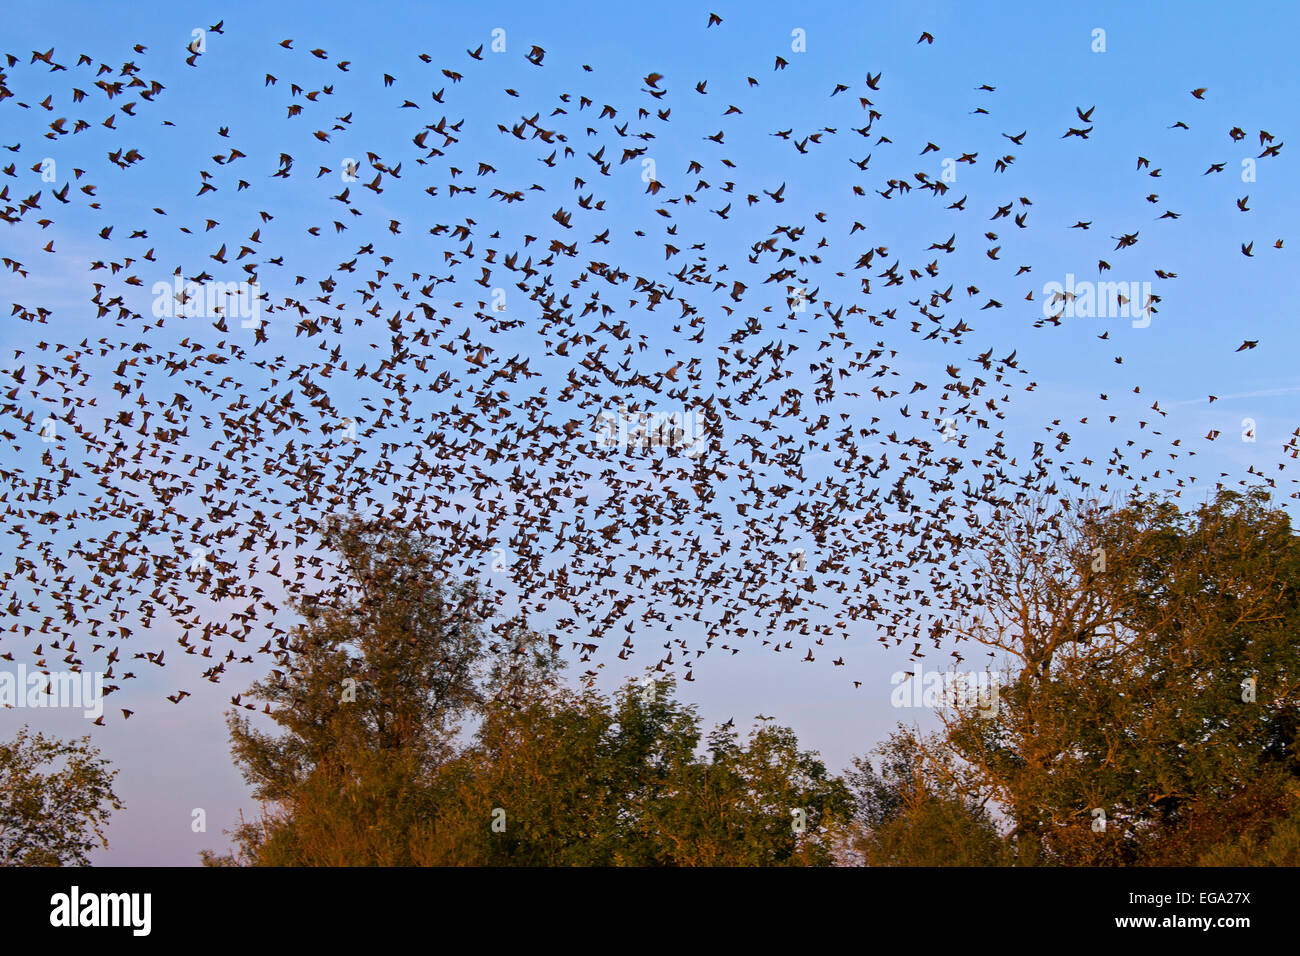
0;725;122;866
941;488;1300;864
1196;805;1300;865
213;517;852;867
652;715;854;866
847;725;1005;866
414;679;853;866
216;516;555;865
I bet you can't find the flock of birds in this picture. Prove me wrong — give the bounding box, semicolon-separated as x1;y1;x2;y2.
0;14;1294;721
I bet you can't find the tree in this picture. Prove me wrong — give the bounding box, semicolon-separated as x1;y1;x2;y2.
1196;806;1300;865
213;516;853;867
411;678;853;866
938;487;1300;864
0;725;122;866
846;725;1005;866
662;713;854;866
217;515;555;865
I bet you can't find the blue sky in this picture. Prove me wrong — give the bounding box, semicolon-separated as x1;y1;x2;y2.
1;0;1298;863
